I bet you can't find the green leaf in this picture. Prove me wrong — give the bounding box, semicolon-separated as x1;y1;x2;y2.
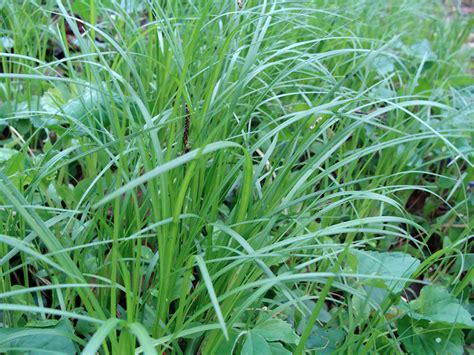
438;176;456;189
82;318;121;355
405;285;473;328
0;319;76;354
242;332;272;355
398;317;465;355
126;323;157;355
195;255;228;339
409;39;436;60
0;36;14;49
26;319;61;328
253;318;299;344
214;329;240;354
0;148;18;163
6;285;35;325
352;286;389;319
94;141;243;208
354;251;420;293
268;342;292;355
304;325;345;353
181;322;206;340
372;55;395;76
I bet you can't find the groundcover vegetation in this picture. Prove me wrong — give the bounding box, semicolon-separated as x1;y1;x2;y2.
0;0;473;354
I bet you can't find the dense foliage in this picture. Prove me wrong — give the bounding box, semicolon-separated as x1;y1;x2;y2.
0;0;473;354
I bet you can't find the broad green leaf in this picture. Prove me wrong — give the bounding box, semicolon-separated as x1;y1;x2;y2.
0;319;76;354
369;86;396;100
410;39;436;60
404;285;473;328
41;85;100;119
253;318;299;344
0;36;14;49
352;286;389;319
61;88;101;119
30;116;59;128
0;148;18;163
372;55;395;76
242;332;271;355
214;329;239;354
304;325;345;353
268;342;292;355
354;251;420;293
118;0;146;13
398;317;464;355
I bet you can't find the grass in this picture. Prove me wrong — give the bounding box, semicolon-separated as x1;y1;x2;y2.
0;0;473;354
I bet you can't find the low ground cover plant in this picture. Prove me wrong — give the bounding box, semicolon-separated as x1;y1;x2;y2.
0;0;473;353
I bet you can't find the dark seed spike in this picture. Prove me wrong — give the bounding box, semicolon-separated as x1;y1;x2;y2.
183;103;191;154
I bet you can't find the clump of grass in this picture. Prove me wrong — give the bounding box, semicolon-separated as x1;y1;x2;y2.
0;0;472;354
